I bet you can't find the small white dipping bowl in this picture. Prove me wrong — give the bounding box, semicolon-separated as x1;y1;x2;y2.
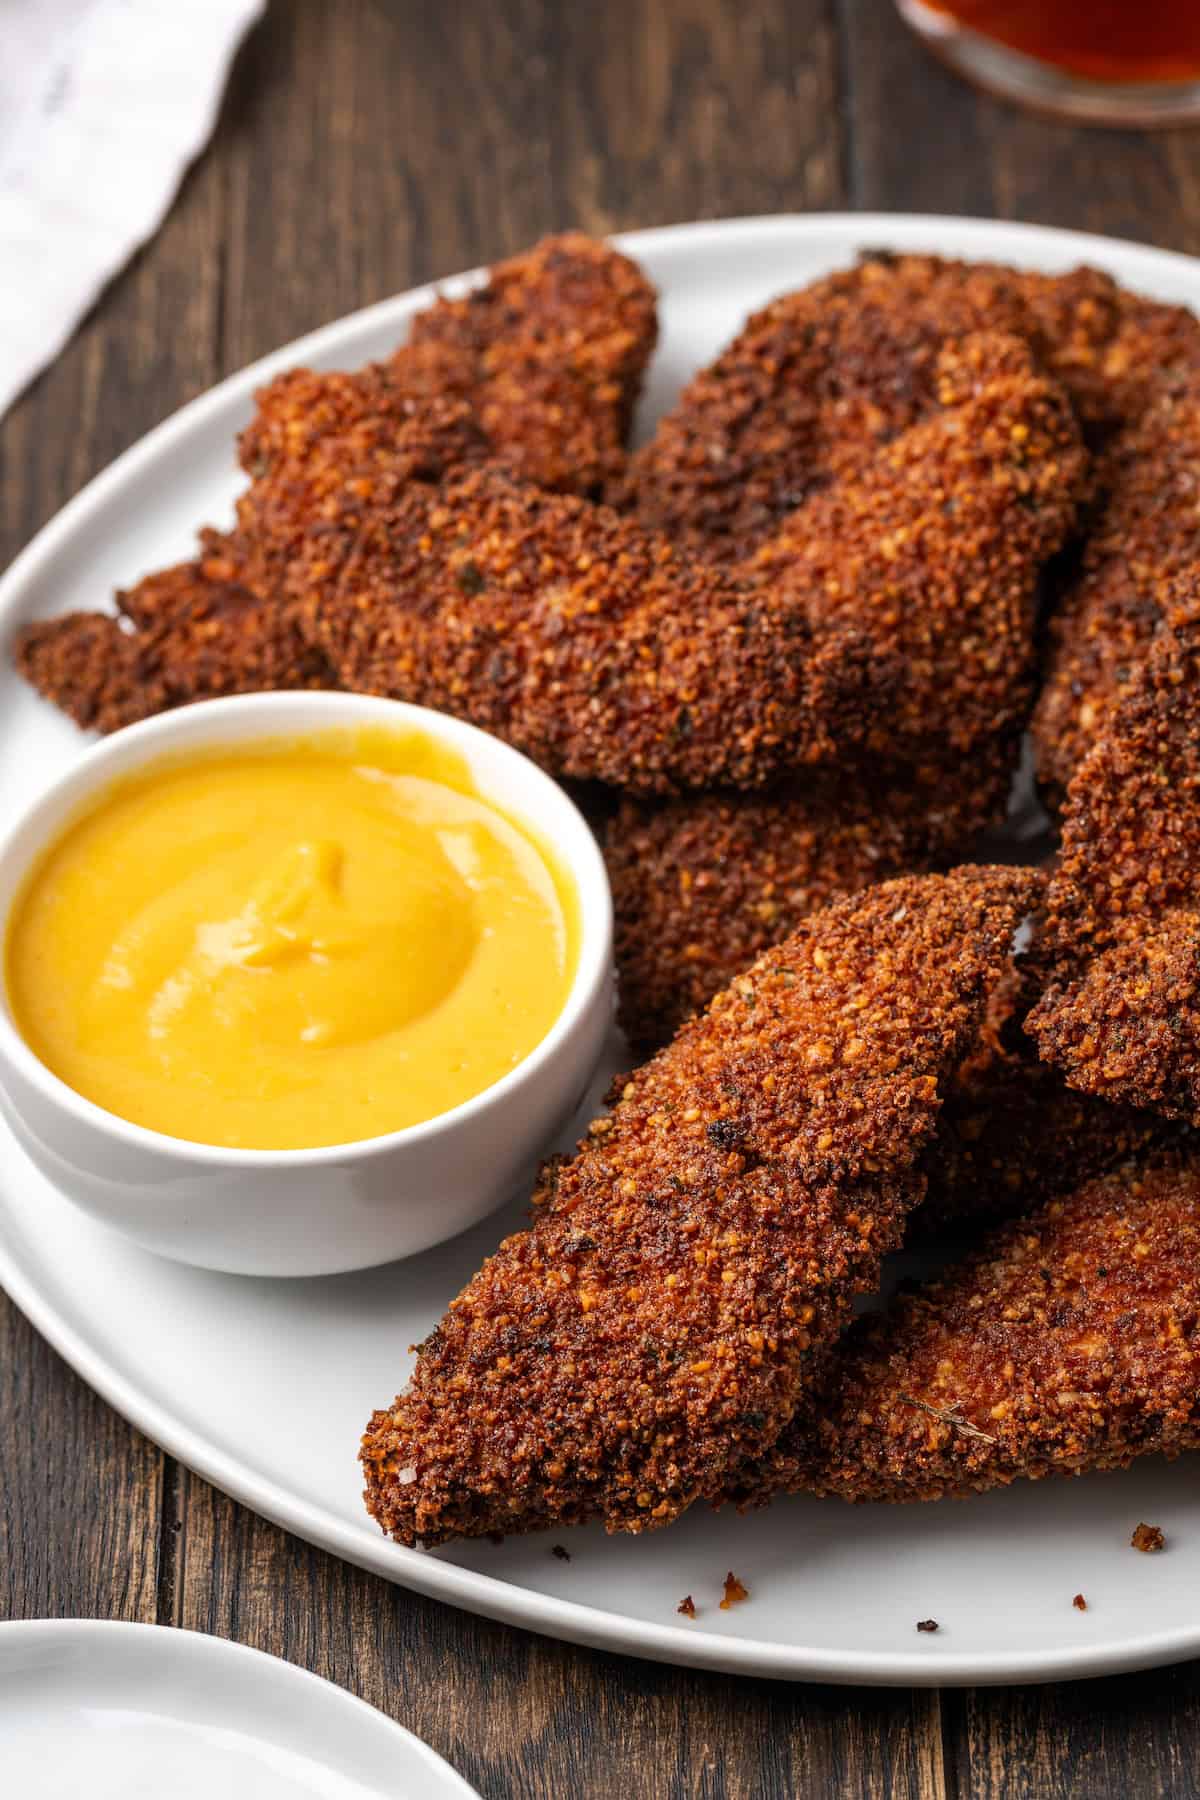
0;692;614;1277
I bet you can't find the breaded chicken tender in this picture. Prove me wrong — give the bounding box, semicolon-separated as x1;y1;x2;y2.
1031;371;1200;805
1028;598;1200;1122
625;252;1200;561
233;235;656;594
915;962;1179;1240
405;231;658;495
235;380;486;601
743;1151;1200;1506
293;337;1083;794
13;542;331;734
361;866;1040;1548
745;335;1087;762
16;234;656;740
605;740;1018;1048
289;463;880;795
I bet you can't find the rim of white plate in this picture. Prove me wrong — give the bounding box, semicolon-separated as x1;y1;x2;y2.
0;1618;479;1794
3;214;1200;1685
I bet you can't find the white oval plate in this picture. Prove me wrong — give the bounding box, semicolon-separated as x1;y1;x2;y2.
2;216;1200;1687
0;1620;478;1797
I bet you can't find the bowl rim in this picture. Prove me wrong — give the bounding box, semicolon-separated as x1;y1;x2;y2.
0;690;614;1168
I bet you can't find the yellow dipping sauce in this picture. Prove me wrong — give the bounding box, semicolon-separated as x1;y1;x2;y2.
5;728;580;1150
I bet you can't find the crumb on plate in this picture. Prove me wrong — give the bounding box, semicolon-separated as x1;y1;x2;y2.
720;1572;750;1610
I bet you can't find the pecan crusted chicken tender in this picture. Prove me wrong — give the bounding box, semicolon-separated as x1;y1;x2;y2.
361;866;1040;1548
13;541;331;735
290;464;878;795
1032;371;1200;805
1028;600;1200;1123
234;380;487;601
294;336;1083;794
743;334;1088;762
915;962;1179;1240
625;252;1199;561
14;235;655;739
233;235;656;595
745;1151;1200;1505
605;743;1019;1049
404;231;658;496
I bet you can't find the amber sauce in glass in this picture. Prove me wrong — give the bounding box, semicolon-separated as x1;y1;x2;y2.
923;0;1200;84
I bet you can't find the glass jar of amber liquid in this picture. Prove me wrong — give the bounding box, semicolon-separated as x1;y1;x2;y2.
897;0;1200;126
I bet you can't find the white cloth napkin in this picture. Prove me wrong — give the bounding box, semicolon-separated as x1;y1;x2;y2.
0;0;262;421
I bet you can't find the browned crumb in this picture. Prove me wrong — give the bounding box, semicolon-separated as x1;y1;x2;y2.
361;866;1039;1548
606;743;1019;1049
677;1595;697;1619
1027;597;1200;1123
720;1572;750;1610
1032;371;1200;805
1073;1594;1088;1611
916;1619;940;1634
1132;1523;1165;1554
737;1149;1200;1508
13;543;332;734
550;1544;571;1562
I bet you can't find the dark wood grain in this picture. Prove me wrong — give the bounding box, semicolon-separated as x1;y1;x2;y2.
837;0;1200;252
172;1476;946;1800
6;1;1200;1794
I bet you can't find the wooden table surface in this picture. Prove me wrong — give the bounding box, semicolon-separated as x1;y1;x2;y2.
4;4;1200;1795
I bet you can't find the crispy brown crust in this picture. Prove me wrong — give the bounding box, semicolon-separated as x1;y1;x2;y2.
623;253;1200;561
233;237;657;597
742;1151;1200;1505
360;866;1040;1548
235;380;487;602
743;335;1087;763
292;338;1083;795
406;232;658;495
605;743;1018;1049
1028;599;1200;1121
15;235;655;739
12;543;331;734
1031;372;1200;805
915;962;1180;1240
289;462;877;795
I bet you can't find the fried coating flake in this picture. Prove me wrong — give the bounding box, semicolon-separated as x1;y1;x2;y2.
1028;599;1200;1121
1031;371;1200;804
405;231;658;495
606;742;1019;1049
624;252;1199;561
13;542;331;734
361;866;1040;1548
744;1150;1200;1506
290;463;879;795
